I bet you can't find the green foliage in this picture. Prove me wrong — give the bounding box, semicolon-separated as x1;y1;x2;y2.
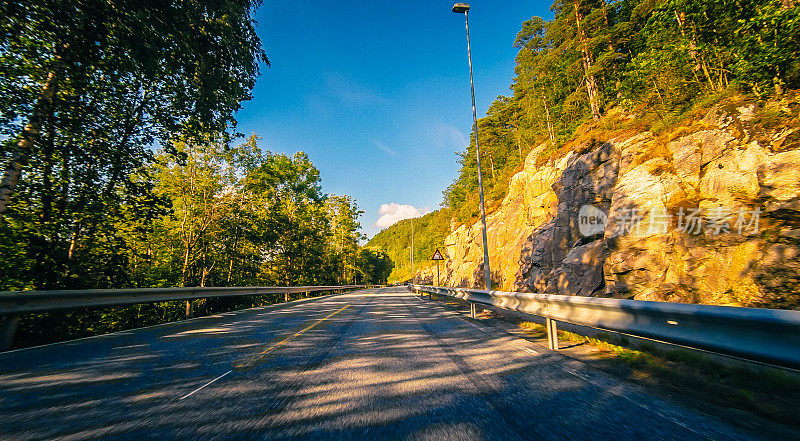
7;134;391;348
732;0;800;96
444;0;800;219
0;0;388;289
0;0;267;144
0;0;267;290
444;98;530;222
0;0;390;345
356;249;394;285
366;209;451;282
326;195;368;284
117;134;387;289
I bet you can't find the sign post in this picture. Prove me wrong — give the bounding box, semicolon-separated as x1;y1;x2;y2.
431;248;445;287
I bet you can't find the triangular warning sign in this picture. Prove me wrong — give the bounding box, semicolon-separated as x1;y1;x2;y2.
431;249;445;260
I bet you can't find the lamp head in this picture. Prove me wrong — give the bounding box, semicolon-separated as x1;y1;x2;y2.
452;3;470;13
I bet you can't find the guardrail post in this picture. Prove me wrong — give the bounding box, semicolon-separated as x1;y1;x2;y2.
0;315;19;351
470;302;477;319
185;300;194;319
546;318;559;350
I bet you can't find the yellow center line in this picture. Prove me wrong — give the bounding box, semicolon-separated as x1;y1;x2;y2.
234;291;372;369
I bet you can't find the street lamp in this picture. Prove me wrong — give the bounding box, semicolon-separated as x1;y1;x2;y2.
452;3;492;291
410;216;414;284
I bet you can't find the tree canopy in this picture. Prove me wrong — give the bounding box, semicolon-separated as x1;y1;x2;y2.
0;0;393;348
444;0;800;221
0;0;269;289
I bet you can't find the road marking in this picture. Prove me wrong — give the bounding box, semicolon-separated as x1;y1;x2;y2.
179;370;232;400
234;293;371;369
254;304;351;357
179;291;373;399
466;321;490;334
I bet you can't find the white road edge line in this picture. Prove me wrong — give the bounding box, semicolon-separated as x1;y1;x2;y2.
179;370;232;400
409;289;714;438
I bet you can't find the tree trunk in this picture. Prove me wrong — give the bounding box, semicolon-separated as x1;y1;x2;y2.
181;244;191;286
601;0;622;99
674;12;700;76
0;67;62;217
41;112;55;225
182;243;194;318
575;3;601;121
674;11;717;91
775;72;784;95
543;96;556;143
513;110;523;161
652;79;668;112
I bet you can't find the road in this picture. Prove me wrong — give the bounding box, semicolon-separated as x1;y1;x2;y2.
0;287;769;440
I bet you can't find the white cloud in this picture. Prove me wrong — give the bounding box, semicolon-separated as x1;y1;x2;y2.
373;203;431;230
371;137;396;156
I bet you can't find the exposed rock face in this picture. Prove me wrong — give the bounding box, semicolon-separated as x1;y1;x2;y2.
432;99;800;308
441;143;569;290
515;140;620;297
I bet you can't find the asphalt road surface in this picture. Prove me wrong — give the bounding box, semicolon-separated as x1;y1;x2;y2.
0;287;772;440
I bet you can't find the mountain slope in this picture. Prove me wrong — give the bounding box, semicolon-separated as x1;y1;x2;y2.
366;209;451;283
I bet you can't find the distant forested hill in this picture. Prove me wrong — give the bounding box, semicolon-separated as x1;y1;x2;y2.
366;209;451;283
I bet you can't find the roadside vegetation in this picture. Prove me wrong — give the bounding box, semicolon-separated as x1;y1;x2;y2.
445;0;800;222
0;1;392;348
519;321;800;428
366;209;451;283
373;0;800;254
423;294;800;430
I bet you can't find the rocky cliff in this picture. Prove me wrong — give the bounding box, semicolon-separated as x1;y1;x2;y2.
423;96;800;308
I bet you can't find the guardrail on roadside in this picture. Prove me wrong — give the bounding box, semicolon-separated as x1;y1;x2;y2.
0;285;381;350
411;284;800;370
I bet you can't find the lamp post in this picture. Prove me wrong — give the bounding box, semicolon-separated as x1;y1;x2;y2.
452;3;492;291
410;216;414;284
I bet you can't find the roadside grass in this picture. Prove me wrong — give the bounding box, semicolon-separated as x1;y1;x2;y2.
518;321;800;427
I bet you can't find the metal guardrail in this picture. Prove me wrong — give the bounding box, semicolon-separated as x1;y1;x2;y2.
0;285;374;315
0;285;380;350
411;284;800;370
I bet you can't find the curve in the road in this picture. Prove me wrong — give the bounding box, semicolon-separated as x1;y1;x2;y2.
0;287;773;440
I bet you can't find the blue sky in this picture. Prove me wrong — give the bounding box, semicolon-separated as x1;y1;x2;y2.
235;1;553;238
